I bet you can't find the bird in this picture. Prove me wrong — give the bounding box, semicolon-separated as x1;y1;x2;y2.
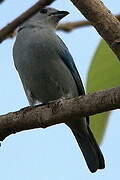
13;7;105;173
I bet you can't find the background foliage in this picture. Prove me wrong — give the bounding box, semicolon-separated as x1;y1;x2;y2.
87;40;120;144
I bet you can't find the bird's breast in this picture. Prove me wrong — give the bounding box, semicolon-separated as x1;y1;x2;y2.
13;28;78;104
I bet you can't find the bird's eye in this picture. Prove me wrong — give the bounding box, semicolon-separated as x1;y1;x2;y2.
40;9;48;14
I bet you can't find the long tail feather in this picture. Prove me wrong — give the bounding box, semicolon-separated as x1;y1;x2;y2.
67;120;105;173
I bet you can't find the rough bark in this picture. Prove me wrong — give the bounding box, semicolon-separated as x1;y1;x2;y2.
70;0;120;59
0;86;120;141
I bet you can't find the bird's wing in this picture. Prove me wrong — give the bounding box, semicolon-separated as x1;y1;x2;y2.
57;35;85;96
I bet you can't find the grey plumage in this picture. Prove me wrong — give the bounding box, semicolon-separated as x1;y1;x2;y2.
13;7;105;172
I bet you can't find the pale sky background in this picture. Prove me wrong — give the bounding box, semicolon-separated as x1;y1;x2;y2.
0;0;120;179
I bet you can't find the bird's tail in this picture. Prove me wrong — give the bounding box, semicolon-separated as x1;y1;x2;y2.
70;125;105;173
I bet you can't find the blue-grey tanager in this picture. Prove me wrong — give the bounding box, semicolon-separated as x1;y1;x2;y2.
13;7;105;172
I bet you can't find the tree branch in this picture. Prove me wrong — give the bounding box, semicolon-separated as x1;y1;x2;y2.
70;0;120;60
0;0;55;43
0;86;120;141
57;14;120;32
0;0;4;4
1;0;120;40
2;14;120;39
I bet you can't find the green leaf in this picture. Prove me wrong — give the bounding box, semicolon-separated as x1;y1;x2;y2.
86;39;120;144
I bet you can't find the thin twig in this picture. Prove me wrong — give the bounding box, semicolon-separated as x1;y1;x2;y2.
2;14;120;40
57;14;120;32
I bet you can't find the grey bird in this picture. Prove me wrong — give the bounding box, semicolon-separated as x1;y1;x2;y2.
13;7;105;172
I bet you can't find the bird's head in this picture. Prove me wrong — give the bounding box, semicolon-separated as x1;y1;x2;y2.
20;7;69;29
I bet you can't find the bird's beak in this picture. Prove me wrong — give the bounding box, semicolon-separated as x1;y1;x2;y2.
49;10;69;20
56;10;69;19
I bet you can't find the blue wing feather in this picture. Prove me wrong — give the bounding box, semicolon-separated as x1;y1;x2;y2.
57;35;85;95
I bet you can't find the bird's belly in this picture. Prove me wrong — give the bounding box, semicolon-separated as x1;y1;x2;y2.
23;59;78;105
